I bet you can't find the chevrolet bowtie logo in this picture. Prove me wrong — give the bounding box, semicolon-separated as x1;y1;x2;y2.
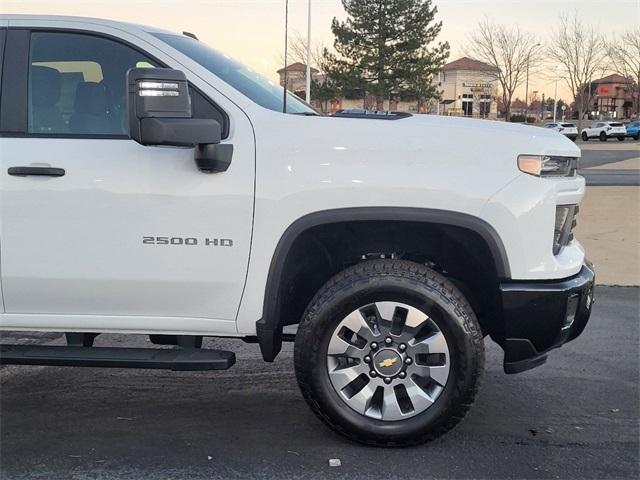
379;357;398;368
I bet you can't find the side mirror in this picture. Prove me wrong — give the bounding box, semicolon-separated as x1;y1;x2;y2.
127;68;232;173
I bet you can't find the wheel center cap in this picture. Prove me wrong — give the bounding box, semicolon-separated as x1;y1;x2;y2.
372;349;403;377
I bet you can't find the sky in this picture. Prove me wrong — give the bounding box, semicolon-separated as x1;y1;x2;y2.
3;0;638;101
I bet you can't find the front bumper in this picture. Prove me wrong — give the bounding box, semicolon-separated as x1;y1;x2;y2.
498;261;595;374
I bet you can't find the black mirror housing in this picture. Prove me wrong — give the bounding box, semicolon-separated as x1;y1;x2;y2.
126;68;231;174
196;144;234;173
140;117;221;147
127;68;221;147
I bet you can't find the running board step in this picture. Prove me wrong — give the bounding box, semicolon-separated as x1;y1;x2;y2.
0;345;235;371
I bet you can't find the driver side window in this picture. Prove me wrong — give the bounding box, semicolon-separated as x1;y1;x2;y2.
28;31;157;135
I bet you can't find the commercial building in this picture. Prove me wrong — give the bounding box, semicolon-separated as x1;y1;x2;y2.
436;57;499;119
278;56;501;118
589;74;635;120
277;62;320;99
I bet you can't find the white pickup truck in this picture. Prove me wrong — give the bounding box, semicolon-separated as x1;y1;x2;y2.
0;15;595;446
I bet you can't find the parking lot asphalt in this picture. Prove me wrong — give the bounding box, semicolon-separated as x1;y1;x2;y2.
579;141;639;169
1;286;638;480
579;140;640;186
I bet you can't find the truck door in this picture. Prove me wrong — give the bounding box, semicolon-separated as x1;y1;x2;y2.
0;29;255;332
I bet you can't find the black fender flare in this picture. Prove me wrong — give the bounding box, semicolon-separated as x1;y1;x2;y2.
256;207;511;361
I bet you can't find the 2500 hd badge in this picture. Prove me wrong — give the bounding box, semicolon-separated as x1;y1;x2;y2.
142;236;234;247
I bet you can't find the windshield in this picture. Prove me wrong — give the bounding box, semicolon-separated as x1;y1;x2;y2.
153;33;316;115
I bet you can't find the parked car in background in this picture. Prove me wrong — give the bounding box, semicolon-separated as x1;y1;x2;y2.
543;122;578;141
581;122;627;142
624;121;640;140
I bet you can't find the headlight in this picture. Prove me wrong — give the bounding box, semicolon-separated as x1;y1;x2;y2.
518;155;578;177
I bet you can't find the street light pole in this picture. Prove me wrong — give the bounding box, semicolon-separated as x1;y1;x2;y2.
524;43;540;122
525;62;530;121
305;0;312;104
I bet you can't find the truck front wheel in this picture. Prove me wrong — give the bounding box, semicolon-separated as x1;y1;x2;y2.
294;259;484;446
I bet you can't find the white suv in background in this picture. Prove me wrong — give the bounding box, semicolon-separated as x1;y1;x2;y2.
543;122;578;142
581;122;627;142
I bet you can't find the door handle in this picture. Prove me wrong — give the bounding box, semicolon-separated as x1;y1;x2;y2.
8;166;66;177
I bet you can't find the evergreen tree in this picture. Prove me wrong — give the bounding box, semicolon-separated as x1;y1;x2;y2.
326;0;449;109
315;47;363;112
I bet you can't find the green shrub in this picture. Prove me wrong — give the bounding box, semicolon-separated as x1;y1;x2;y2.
510;114;537;123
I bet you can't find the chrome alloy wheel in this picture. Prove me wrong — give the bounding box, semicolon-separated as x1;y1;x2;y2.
326;302;451;421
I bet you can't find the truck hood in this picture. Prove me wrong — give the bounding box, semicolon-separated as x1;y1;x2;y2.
251;108;582;218
265;111;581;160
400;114;580;157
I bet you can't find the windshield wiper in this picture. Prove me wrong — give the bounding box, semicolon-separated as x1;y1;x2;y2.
290;112;320;116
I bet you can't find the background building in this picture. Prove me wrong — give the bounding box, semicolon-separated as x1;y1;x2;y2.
436;57;499;119
589;74;635;120
278;63;320;99
279;57;501;118
278;63;428;114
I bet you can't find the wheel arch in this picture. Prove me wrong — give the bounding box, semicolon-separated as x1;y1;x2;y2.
256;207;511;361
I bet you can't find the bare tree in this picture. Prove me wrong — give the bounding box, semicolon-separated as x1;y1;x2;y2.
467;18;541;122
548;13;607;131
277;29;331;103
607;28;640;116
277;30;325;70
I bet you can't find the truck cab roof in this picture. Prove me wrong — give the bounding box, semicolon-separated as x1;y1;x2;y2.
0;14;176;36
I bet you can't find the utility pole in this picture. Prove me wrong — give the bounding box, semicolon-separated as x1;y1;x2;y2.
553;79;558;123
305;0;312;104
283;0;289;113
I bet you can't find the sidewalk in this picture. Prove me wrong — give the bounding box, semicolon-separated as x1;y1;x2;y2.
575;186;640;286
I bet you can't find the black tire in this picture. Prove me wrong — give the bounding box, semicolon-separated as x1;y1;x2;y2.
294;259;484;446
582;132;589;141
599;131;607;142
634;135;639;141
617;136;625;141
